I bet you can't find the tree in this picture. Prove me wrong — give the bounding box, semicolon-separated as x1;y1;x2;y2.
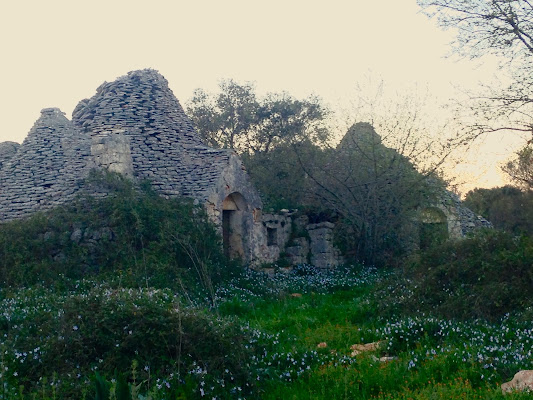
502;144;533;189
418;0;533;138
187;80;329;155
188;79;453;266
303;123;445;266
253;92;329;153
187;80;260;151
241;140;323;210
464;185;533;234
187;80;331;211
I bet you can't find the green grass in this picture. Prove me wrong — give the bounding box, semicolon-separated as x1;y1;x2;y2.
0;261;531;400
0;266;532;399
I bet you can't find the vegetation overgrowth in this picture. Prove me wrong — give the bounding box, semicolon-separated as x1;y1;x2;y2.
375;229;533;322
0;171;236;300
0;265;532;399
0;175;532;398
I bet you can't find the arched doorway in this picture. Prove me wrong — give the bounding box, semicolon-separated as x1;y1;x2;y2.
420;207;449;250
222;193;247;259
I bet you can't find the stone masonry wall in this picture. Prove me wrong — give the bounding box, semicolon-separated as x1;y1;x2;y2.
253;211;344;268
308;222;344;269
438;191;492;237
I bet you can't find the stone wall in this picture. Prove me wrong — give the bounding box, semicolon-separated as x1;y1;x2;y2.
91;130;134;178
252;211;344;268
437;191;492;237
308;222;344;269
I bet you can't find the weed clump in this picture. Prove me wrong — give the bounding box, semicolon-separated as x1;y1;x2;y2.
0;284;253;398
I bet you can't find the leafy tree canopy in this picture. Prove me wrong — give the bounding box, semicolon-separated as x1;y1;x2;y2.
464;184;533;235
187;79;330;155
502;144;533;189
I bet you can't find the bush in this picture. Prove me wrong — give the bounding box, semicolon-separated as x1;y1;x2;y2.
400;229;533;320
0;284;253;398
0;171;237;295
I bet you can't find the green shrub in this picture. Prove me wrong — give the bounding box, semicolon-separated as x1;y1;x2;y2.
398;229;533;320
0;285;253;398
0;171;237;295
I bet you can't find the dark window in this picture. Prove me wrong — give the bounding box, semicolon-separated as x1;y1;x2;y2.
267;227;277;246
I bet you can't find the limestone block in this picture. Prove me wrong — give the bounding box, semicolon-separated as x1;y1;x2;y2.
502;370;533;393
285;237;309;265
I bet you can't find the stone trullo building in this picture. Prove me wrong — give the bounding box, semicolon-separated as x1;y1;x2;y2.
0;69;489;267
336;122;491;248
0;69;344;267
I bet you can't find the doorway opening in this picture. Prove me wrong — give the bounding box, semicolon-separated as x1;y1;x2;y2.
222;193;247;259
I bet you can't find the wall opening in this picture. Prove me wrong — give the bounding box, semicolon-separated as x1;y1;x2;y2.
267;227;277;246
222;193;247;259
420;207;449;250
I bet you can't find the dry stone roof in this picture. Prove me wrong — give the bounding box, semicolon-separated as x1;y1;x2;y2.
0;69;245;221
0;108;92;220
439;190;492;235
337;122;382;151
72;69;234;200
0;141;20;169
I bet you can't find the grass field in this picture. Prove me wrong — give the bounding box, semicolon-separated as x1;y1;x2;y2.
0;265;531;399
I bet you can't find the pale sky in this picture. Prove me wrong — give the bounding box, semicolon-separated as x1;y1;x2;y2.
0;0;526;194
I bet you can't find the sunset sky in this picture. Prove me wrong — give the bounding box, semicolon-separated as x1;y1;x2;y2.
0;0;527;194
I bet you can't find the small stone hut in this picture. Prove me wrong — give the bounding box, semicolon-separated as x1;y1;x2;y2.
0;70;264;264
1;70;485;268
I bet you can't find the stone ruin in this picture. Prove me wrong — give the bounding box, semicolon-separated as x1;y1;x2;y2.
0;142;20;170
0;70;489;268
0;69;343;268
257;211;343;269
0;108;93;220
336;122;491;251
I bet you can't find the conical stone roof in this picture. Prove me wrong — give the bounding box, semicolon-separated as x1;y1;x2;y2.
72;69;234;200
337;122;382;152
0;108;92;220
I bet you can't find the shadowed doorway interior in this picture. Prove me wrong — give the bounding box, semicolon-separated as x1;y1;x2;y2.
222;192;247;259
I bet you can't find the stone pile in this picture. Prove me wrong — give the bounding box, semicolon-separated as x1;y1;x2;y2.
72;69;234;201
0;108;92;220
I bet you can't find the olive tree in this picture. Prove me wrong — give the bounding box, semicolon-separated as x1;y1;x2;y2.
187;79;329;155
502;144;533;189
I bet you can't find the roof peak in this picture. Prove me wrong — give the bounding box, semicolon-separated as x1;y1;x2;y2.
40;107;66;117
